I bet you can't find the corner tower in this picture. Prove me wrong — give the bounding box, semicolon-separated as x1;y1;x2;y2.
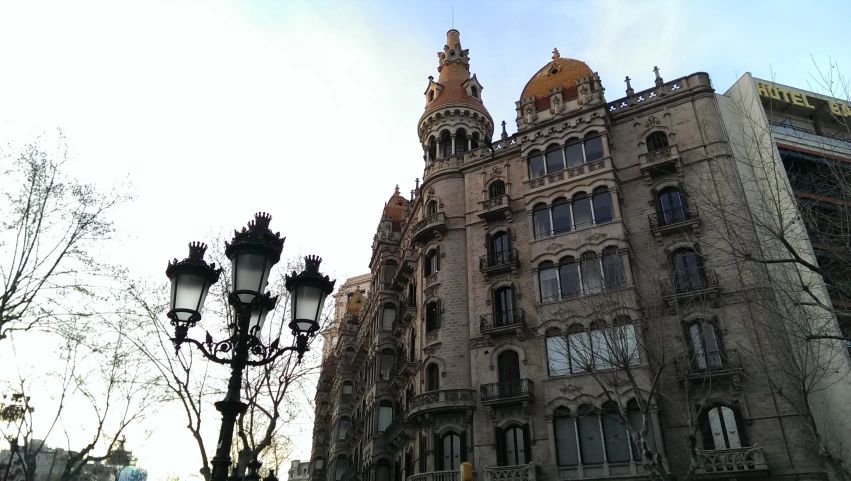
419;29;494;167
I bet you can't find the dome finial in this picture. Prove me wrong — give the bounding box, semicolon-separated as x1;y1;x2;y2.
394;185;400;196
552;48;560;60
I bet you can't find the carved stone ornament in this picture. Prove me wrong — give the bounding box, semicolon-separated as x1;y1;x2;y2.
426;331;439;345
586;232;608;242
428;186;436;197
490;165;502;176
545;243;564;252
645;115;662;129
469;337;492;349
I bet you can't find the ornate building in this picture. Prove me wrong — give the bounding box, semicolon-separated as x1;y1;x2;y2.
308;30;849;481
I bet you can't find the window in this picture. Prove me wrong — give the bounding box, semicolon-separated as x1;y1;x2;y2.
533;203;552;239
335;456;348;481
590;326;611;370
426;363;440;391
331;336;338;347
559;257;581;298
488;180;506;199
496;425;529;466
538;261;559;302
419;436;427;473
672;249;705;293
315;458;325;470
646;131;669;152
528;150;546;179
426;301;440;332
424;248;439;276
404;450;413;481
627;399;656;460
581;252;604;294
584;133;604;161
376;460;391;481
553;408;579;466
378;400;393;431
689;320;723;371
440;131;452;158
602;402;630;463
470;86;478;98
493;286;515;327
383;261;397;285
701;405;743;450
428;91;434;102
409;330;416;362
497;350;521;397
545;144;564;174
592;187;613;223
489;232;510;265
342;381;353;397
382;304;396;331
426;200;438;216
658;187;686;225
380;349;395;381
471;132;480;149
577;405;604;464
546;334;570;376
427;137;436;163
338;416;350;440
602;247;625;288
456;129;468;154
436;432;465;470
572;192;593;229
564;139;583;168
551;198;572;234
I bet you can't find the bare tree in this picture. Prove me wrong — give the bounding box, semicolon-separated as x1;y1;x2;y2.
0;130;127;341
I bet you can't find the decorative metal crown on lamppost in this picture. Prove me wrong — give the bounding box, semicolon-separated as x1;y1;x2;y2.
164;212;335;481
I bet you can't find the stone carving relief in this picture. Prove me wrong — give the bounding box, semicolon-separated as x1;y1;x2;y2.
645;115;662;129
469;337;492;349
545;242;564;252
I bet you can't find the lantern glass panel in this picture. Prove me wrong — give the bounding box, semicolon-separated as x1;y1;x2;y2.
295;285;323;322
249;305;270;333
233;252;271;303
171;273;208;321
294;319;316;334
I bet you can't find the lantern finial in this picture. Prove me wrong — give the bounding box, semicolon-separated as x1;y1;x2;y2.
187;241;208;261
305;255;322;273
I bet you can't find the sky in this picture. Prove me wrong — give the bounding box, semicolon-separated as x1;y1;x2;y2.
0;0;849;479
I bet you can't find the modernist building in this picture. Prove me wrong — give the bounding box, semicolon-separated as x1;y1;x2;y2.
308;31;851;481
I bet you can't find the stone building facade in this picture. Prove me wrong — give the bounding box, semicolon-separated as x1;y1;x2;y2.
308;30;849;481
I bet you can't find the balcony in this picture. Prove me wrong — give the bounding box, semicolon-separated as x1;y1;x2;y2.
479;194;511;221
480;379;534;406
479;248;520;275
694;446;768;478
412;212;448;244
480;309;526;336
484;463;535;481
661;268;719;305
408;471;458;481
675;349;743;385
639;145;681;184
648;204;700;238
389;360;418;389
340;466;358;481
383;413;411;446
407;389;476;421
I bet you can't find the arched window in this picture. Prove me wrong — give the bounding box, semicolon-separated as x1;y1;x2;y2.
589;323;612;370
471;132;480;149
427;136;437;164
528;150;545;179
493;286;515;327
558;256;581;299
456;129;468;154
426;363;440;391
488;180;506;199
314;457;325;470
342;381;353;398
497;425;529;466
552;198;572;234
335;455;348;481
376;460;391;481
470;86;478;98
409;329;416;362
440;131;452;158
419;436;427;473
602;246;625;288
581;252;604;294
331;336;338;347
436;432;465;470
584;133;604;161
701;405;744;450
428;91;435;102
602;402;630;462
426;200;438;216
689;320;723;371
646;131;669;152
553;408;579;466
545;143;564;173
533;203;552;239
393;460;402;481
489;231;510;265
380;349;395;380
546;332;569;376
538;261;559;302
404;450;413;481
627;399;656;460
577;405;604;464
383;261;398;285
658;187;686;225
672;248;705;293
572;192;593;229
497;350;521;397
378;400;393;431
382;303;396;331
592;186;614;223
424;247;439;276
564;139;583;168
426;301;440;332
338;416;350;440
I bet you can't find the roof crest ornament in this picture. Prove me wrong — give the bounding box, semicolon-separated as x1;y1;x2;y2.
552;48;560;60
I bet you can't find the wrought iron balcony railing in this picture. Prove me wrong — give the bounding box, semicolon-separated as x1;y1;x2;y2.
480;378;534;404
661;268;719;302
674;348;743;384
648;204;700;236
479;248;520;273
480;308;526;334
694;446;768;475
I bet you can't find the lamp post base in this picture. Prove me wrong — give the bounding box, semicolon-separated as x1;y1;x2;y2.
210;400;249;481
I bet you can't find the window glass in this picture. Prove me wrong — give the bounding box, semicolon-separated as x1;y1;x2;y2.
442;433;462;471
545;145;564;173
592;187;613;223
690;322;722;370
494;287;514;326
618;323;640;366
581;253;604;294
554;411;579;466
426;201;437;216
335;456;347;481
552;199;572;234
673;250;704;292
382;306;396;331
489;180;506;199
568;331;590;373
491;233;510;263
547;337;570;376
426;302;440;331
424;250;438;276
440;132;452;158
602;403;631;463
658;188;685;225
572;194;593;229
533;204;552;239
584;134;604;161
646;132;669;152
538;262;560;302
342;382;353;395
602;247;625;288
577;408;604;464
564;140;583;168
503;426;526;465
378;402;393;431
456;130;468;154
338;417;350;440
559;259;581;298
590;328;611;370
380;350;394;380
528;151;546;179
705;406;742;450
427;363;440;391
627;400;656;459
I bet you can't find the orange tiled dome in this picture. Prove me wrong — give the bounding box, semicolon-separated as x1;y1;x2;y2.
521;48;593;105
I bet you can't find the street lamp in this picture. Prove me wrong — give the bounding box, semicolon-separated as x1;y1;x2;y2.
166;212;335;481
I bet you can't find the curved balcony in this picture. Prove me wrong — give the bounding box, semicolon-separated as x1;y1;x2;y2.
694;446;768;477
407;389;476;420
412;212;448;244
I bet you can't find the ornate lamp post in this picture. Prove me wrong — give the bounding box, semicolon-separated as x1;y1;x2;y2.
166;213;335;481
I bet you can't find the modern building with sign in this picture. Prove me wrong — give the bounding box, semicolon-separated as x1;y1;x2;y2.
308;31;851;481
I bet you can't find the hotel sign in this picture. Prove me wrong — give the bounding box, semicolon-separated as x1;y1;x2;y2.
755;80;851;117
